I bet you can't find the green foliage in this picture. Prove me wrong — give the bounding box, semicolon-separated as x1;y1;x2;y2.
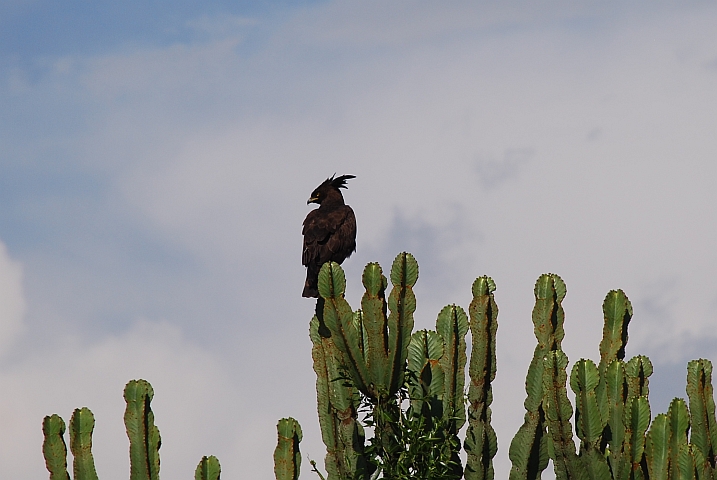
42;379;220;480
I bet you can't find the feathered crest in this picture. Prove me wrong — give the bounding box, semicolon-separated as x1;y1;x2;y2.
322;174;356;190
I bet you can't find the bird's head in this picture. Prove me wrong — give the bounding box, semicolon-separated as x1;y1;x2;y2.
307;174;356;205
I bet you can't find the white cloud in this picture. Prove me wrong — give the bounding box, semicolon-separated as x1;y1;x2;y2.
0;240;25;356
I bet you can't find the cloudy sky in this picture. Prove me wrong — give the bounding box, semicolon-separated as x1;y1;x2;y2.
2;1;717;478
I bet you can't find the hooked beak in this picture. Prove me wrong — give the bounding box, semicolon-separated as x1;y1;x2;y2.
307;196;319;205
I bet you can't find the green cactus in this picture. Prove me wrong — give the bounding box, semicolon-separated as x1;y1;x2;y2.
407;329;445;416
274;418;303;480
464;276;499;480
310;314;367;480
668;398;694;480
69;407;100;480
124;379;161;480
436;304;469;434
195;456;221;480
686;359;717;480
542;350;581;480
508;273;565;480
43;414;71;480
645;413;670;480
570;359;611;479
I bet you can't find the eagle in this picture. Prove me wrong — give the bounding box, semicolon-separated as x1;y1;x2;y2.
302;174;357;298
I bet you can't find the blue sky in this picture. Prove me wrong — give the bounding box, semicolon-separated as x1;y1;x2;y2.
1;1;717;479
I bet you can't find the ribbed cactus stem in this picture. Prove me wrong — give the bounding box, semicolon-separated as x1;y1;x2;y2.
464;276;498;480
667;398;693;480
509;273;565;480
274;418;302;480
646;413;670;480
570;359;611;478
195;456;221;480
124;379;161;480
386;252;418;396
69;407;99;480
541;351;580;480
310;315;366;480
686;359;717;480
436;304;469;434
407;329;444;415
42;414;71;480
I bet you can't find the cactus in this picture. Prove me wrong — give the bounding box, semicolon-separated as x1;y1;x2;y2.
310;314;367;480
124;379;161;480
464;276;499;480
43;414;71;480
686;359;717;480
436;304;469;433
646;413;670;480
508;273;566;480
542;350;581;480
407;329;445;416
69;407;100;480
274;418;303;480
195;456;221;480
668;398;693;480
43;379;220;480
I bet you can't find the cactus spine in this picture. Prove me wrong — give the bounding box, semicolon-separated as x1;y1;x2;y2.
464;276;499;480
274;418;303;480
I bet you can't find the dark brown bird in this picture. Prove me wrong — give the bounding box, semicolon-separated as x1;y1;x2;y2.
302;174;357;298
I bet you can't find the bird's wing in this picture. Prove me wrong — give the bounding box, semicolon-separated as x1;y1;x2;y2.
302;206;356;266
324;206;356;260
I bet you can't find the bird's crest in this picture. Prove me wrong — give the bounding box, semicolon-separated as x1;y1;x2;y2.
323;174;355;190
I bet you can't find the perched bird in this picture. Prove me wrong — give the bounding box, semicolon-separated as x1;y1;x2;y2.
302;174;357;298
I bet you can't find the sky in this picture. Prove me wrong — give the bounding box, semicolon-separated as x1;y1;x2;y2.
1;1;717;478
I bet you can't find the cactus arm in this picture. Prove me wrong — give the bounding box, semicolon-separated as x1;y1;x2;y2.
464;276;498;480
407;330;444;415
319;262;372;396
667;398;694;480
124;379;161;480
542;351;581;480
274;418;303;480
626;355;653;398
195;456;221;480
361;263;391;393
625;395;651;480
645;413;670;480
386;252;418;396
570;359;611;480
310;315;366;480
436;304;469;433
42;414;71;480
604;360;631;480
686;359;717;480
509;274;565;480
69;407;100;480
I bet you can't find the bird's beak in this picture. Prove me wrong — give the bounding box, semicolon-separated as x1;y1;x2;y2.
307;196;318;205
